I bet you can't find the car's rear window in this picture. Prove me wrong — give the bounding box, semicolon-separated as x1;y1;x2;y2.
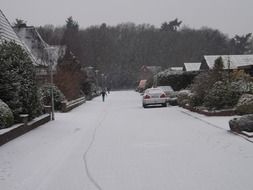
158;86;173;91
147;88;162;93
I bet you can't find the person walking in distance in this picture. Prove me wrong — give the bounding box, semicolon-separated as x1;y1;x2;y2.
101;89;107;102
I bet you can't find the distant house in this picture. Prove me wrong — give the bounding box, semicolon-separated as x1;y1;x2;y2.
139;65;162;80
201;55;253;75
183;62;201;72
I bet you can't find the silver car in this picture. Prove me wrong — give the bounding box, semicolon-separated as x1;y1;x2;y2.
142;88;167;108
157;86;175;100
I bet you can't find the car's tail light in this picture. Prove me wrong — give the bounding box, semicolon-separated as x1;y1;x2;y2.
160;94;166;98
144;95;150;99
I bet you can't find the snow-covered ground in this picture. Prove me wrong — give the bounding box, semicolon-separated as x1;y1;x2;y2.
0;91;253;190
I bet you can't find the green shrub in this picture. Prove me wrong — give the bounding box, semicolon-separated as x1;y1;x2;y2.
230;80;253;94
40;85;66;110
236;94;253;115
177;90;192;106
188;93;202;107
204;81;241;109
0;41;42;121
190;57;226;107
0;99;14;129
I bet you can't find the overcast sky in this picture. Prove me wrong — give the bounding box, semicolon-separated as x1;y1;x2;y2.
1;0;253;37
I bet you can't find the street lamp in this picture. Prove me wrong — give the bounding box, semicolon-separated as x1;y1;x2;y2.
104;75;108;90
95;69;99;93
101;73;104;90
45;47;55;120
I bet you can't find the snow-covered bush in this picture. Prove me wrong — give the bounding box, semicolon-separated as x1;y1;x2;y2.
0;99;14;129
229;114;253;132
236;94;253;115
190;58;226;107
0;41;42;122
187;58;253;111
40;85;66;110
203;81;241;109
177;90;192;106
230;80;253;94
190;71;226;107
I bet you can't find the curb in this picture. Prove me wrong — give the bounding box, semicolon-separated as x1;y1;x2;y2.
0;114;51;146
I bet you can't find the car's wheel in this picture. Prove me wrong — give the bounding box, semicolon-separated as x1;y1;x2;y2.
162;103;167;107
143;104;147;108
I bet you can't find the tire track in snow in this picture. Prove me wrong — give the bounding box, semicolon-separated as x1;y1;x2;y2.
83;107;108;190
181;110;253;144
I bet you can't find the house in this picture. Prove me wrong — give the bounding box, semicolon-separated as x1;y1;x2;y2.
201;55;253;76
0;9;36;63
183;62;201;72
13;24;66;84
0;9;62;84
14;24;86;100
139;65;162;80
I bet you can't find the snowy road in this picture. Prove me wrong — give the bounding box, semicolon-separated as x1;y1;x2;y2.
0;91;253;190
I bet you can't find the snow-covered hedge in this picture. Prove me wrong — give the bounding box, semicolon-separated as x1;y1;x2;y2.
0;99;14;129
157;70;198;91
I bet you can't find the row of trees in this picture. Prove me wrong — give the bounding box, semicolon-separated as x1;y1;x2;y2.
37;18;253;89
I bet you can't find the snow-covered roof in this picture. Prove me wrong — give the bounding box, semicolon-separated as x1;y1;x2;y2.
204;55;253;70
157;69;183;77
14;26;66;70
0;10;23;45
170;67;183;71
183;62;201;71
0;9;37;65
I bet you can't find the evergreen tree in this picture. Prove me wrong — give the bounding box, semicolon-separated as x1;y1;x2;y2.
230;33;252;54
160;18;182;32
13;18;27;28
0;41;42;121
61;16;80;56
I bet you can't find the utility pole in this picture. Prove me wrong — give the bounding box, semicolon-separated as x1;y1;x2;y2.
50;62;55;120
227;55;231;82
45;47;55;120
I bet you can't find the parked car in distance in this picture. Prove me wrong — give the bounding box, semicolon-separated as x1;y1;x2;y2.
142;88;167;108
157;86;175;99
157;85;178;103
136;80;147;93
